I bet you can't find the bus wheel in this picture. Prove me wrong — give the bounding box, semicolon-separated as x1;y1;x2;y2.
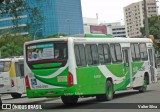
139;76;147;93
11;93;22;98
61;96;78;104
96;80;113;101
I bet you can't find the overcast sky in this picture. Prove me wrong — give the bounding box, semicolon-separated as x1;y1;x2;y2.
81;0;160;23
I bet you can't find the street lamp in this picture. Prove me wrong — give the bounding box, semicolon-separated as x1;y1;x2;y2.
34;28;43;40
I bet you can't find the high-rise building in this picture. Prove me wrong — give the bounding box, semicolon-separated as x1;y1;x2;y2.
124;0;157;38
0;0;84;38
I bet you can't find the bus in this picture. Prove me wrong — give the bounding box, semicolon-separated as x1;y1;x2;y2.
0;57;25;98
24;36;157;104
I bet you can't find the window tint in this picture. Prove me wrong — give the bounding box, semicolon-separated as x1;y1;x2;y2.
27;42;68;69
0;61;11;72
134;44;140;60
15;61;24;77
74;44;86;66
139;43;148;61
110;44;122;63
131;44;136;60
115;44;122;62
131;43;141;61
91;45;99;65
110;44;117;63
85;45;93;65
103;44;111;63
98;45;105;64
79;45;86;66
74;45;81;66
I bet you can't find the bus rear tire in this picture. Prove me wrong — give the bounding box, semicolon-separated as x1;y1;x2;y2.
139;76;148;93
96;80;113;101
11;93;22;98
61;95;78;104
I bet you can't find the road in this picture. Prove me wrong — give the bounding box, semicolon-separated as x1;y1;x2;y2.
1;81;160;112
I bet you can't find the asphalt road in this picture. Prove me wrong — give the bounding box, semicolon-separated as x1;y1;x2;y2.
1;81;160;112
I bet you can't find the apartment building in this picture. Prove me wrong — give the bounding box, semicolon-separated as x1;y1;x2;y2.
124;0;157;38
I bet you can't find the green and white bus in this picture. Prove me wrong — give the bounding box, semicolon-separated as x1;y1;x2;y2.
24;36;157;104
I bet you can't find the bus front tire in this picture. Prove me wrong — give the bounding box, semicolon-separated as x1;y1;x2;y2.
96;80;113;101
139;76;148;93
61;95;78;104
11;93;22;98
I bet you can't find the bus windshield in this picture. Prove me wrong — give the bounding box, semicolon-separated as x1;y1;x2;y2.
0;61;11;72
26;42;68;69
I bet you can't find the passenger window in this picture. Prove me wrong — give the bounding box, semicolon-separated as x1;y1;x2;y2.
15;61;24;77
91;45;99;65
79;45;86;66
131;43;141;61
103;44;111;63
85;45;93;65
139;43;148;61
110;44;117;63
131;44;136;60
74;45;81;66
98;45;105;64
115;44;122;62
134;44;141;60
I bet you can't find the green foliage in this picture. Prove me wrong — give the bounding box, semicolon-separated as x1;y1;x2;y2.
46;33;68;38
140;16;160;39
0;31;31;58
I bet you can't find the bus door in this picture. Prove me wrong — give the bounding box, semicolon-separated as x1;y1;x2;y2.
15;61;25;93
148;48;156;82
122;48;133;88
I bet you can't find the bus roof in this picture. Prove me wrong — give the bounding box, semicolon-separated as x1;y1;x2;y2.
72;37;153;43
24;36;153;45
69;34;114;38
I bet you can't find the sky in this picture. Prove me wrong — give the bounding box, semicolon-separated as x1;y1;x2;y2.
81;0;160;24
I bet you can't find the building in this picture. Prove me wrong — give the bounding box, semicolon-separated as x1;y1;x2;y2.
124;0;157;38
100;22;126;37
83;17;98;34
83;17;107;34
0;0;84;38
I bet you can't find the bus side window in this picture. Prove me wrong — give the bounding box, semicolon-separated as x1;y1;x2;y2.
134;44;141;60
74;45;81;66
79;45;86;66
131;43;141;61
115;44;122;62
85;45;93;65
91;44;99;65
19;63;24;77
15;62;24;77
15;62;21;77
139;43;148;61
98;44;105;64
103;44;111;64
110;44;117;63
131;44;136;61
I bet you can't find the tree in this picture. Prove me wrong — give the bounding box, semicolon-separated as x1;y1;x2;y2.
0;31;31;58
140;16;160;39
0;0;44;36
140;16;160;52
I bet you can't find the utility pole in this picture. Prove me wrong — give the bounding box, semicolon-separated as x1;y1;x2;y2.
143;0;150;38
